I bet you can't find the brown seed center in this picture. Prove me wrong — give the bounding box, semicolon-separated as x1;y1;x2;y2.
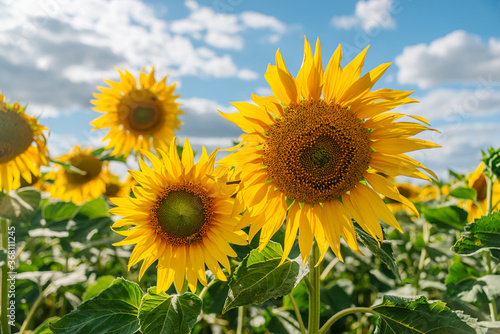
263;100;371;204
65;154;103;185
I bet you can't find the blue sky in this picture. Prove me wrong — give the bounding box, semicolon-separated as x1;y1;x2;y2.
1;0;500;180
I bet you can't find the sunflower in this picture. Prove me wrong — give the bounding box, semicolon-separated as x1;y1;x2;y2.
45;146;109;205
465;162;500;222
91;67;183;157
104;171;136;198
110;138;247;293
219;37;440;265
0;94;48;193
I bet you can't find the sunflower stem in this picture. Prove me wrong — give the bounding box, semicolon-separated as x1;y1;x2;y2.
414;220;429;295
318;307;379;334
236;305;246;334
1;217;11;334
485;172;498;321
308;242;321;334
288;293;306;334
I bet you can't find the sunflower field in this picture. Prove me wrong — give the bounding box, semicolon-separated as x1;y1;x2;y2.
1;38;500;334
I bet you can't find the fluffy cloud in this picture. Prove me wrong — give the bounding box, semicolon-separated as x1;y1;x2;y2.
170;1;287;50
331;0;396;32
396;30;500;88
0;0;288;117
409;123;500;180
400;88;500;122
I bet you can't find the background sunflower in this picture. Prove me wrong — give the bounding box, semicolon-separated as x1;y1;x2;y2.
91;67;183;158
45;146;109;205
0;94;48;193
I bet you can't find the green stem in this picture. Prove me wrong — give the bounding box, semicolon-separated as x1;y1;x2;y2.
19;285;45;334
1;218;11;334
236;305;246;334
414;221;430;295
485;174;498;321
198;279;217;300
308;242;321;334
319;307;379;334
288;294;306;334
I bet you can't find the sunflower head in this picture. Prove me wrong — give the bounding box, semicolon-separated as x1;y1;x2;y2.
219;37;440;265
0;94;48;193
104;172;136;198
110;138;247;293
466;162;500;222
91;67;183;158
45;146;109;205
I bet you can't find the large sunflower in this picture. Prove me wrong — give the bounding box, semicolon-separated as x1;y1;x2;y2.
0;94;48;193
45;146;109;205
110;138;247;293
465;162;500;222
219;38;440;265
91;67;183;157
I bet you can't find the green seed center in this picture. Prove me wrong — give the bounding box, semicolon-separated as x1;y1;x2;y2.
156;190;206;238
0;111;33;164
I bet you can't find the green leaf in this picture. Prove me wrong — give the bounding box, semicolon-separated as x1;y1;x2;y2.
201;279;229;314
78;198;109;219
267;310;302;334
42;200;79;222
50;278;143;334
354;224;401;280
423;205;468;231
373;295;483;334
452;211;500;255
0;188;40;220
82;275;116;301
482;146;500;180
446;261;500;303
223;241;300;313
33;317;61;334
449;187;477;201
138;288;202;334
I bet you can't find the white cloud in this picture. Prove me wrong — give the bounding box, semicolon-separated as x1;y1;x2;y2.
240;12;286;34
400;88;500;122
331;0;396;32
408;123;500;180
179;97;235;115
396;30;500;88
170;2;287;50
0;0;278;117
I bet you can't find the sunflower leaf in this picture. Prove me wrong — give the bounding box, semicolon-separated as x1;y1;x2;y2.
445;258;500;304
138;288;202;334
422;205;468;231
449;187;477;201
49;277;143;334
0;188;41;220
354;224;401;281
33;317;61;334
223;240;300;313
373;295;484;334
452;211;500;256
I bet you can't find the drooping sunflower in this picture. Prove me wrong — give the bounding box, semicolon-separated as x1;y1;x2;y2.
45;146;109;205
0;94;48;193
465;162;500;222
110;138;247;293
219;37;440;265
91;67;183;157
